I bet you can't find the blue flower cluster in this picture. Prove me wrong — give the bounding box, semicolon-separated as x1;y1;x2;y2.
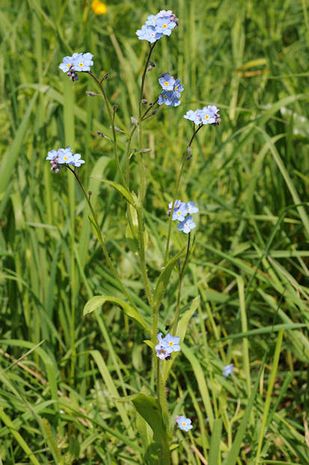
136;10;178;43
176;416;193;432
168;200;199;234
158;73;184;107
46;147;85;172
59;52;94;81
184;105;220;125
155;333;180;360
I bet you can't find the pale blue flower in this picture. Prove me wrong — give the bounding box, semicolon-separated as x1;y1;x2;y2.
72;52;94;72
155;332;181;360
173;79;184;97
58;147;73;164
59;55;78;73
223;364;234;377
158;91;181;107
46;147;85;171
184;109;202;124
158;75;184;107
172;202;188;221
177;216;196;234
184;105;220;125
186;201;199;214
59;52;94;80
69;153;85;167
159;73;176;91
136;25;160;43
176;416;193;432
137;10;178;43
168;199;182;215
163;334;180;353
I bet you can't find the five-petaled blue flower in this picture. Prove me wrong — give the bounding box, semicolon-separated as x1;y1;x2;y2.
46;147;85;172
158;74;184;107
59;52;94;80
223;364;234;377
155;333;181;360
184;105;220;125
136;10;178;43
176;416;193;432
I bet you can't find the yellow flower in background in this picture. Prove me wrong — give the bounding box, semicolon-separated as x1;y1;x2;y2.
91;0;107;15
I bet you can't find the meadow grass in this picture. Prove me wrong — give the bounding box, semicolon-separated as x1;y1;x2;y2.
0;0;308;463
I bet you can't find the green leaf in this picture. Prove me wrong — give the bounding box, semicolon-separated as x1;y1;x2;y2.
132;394;166;443
132;394;170;464
83;295;150;332
102;180;136;207
208;418;223;465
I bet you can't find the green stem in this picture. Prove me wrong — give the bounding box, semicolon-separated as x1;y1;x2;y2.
171;233;191;334
164;124;203;265
139;42;157;121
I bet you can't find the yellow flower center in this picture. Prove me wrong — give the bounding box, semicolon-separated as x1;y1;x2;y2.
168;341;174;346
182;422;186;426
162;24;167;28
79;62;84;67
164;81;169;86
204;114;209;120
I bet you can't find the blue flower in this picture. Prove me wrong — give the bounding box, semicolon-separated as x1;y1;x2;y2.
184;105;220;125
158;74;184;107
136;10;178;43
177;216;196;234
167;199;182;215
58;147;73;164
173;79;184;97
69;153;85;167
186;201;199;214
159;73;176;91
171;201;188;221
167;200;198;234
73;52;94;72
223;364;234;377
158;91;181;107
136;25;160;43
155;333;181;360
59;52;94;80
176;416;193;432
46;147;85;171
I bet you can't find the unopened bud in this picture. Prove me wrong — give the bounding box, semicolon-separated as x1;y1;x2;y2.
147;62;156;71
86;91;98;97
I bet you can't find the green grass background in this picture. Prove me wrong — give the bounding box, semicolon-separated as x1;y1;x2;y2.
0;0;308;463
